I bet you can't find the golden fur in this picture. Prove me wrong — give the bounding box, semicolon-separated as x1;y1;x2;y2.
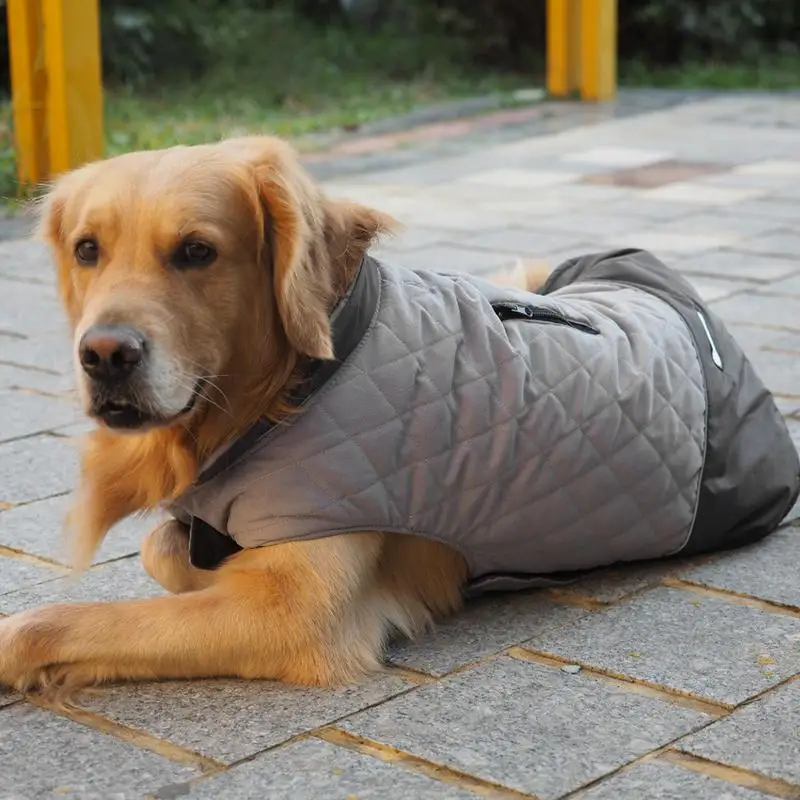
0;136;551;700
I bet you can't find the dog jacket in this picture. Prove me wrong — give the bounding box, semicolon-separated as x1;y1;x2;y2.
169;248;800;593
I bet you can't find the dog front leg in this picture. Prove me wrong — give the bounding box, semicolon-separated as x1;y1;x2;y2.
140;519;215;594
0;534;386;699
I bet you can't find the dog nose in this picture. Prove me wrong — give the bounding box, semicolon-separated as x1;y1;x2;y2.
79;325;146;382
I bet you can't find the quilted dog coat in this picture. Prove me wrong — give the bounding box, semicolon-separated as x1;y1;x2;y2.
171;248;800;592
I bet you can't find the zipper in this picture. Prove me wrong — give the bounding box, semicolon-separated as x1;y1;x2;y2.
492;301;600;335
695;307;724;370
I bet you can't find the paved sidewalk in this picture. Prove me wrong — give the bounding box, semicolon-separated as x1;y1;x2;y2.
2;93;800;799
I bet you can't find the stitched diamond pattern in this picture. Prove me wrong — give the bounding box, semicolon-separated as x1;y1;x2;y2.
216;262;707;582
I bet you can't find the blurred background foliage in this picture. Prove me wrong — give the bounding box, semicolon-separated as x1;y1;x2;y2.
0;0;798;95
0;0;798;198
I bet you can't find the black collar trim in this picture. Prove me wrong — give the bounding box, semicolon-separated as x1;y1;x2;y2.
194;254;380;485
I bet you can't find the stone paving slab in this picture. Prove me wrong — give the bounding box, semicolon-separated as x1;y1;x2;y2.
79;675;413;764
573;759;768;799
0;390;80;444
3;329;74;375
458;225;596;257
678;681;800;785
0;556;162;614
155;737;478;800
0;279;64;336
0;493;154;566
0;363;70;395
649;211;784;239
679;528;800;609
734;230;800;260
715;198;800;224
375;226;460;253
0;239;56;282
531;586;800;706
377;244;518;274
0;703;197;800
677;251;799;282
341;656;710;799
677;276;752;303
0;434;78;506
2;91;800;800
389;592;587;676
0;554;64;596
556;554;710;605
708;291;800;330
525;211;652;240
763;274;800;296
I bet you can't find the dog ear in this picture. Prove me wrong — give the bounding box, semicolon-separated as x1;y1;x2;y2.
36;173;85;327
242;138;395;360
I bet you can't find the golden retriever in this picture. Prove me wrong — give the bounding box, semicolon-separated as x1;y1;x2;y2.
0;136;549;698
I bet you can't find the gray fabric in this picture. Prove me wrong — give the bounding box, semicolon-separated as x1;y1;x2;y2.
171;256;707;584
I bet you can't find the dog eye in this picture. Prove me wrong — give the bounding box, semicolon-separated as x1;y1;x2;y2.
75;238;99;266
173;240;217;269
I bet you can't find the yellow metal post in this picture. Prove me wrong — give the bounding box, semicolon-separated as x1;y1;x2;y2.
7;0;48;184
579;0;617;102
546;0;580;97
42;0;104;176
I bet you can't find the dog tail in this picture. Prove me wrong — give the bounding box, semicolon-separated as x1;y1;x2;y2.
490;259;552;294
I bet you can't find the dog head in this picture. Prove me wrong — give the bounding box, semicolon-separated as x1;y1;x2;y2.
39;137;395;437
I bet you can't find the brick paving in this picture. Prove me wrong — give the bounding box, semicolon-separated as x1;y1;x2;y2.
1;92;800;799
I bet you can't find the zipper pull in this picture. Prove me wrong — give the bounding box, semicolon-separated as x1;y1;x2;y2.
696;310;724;370
493;302;534;320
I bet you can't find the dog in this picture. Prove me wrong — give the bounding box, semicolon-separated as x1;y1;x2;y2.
0;136;796;700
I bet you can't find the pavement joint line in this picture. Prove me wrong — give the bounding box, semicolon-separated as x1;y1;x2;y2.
0;273;52;288
382;662;438;685
0;328;29;340
758;289;800;300
29;697;227;776
316;726;540;800
705;321;800;336
660;750;800;799
0;489;70;513
555;680;796;799
9;386;78;404
778;522;800;534
679;269;769;286
0;426;84;449
558;741;687;799
0;359;62;376
662;577;800;618
541;567;714;608
762;347;800;358
44;430;86;441
507;647;733;716
0;543;69;572
541;588;608;611
134;680;438;795
384;589;639;684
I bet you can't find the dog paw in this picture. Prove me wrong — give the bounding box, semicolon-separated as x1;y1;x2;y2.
0;610;66;695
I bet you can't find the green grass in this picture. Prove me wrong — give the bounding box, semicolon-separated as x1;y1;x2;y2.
0;7;531;204
621;53;800;90
2;2;800;207
0;75;526;205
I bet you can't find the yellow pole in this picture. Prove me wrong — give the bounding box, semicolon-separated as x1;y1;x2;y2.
546;0;580;97
579;0;617;102
42;0;104;176
7;0;48;184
